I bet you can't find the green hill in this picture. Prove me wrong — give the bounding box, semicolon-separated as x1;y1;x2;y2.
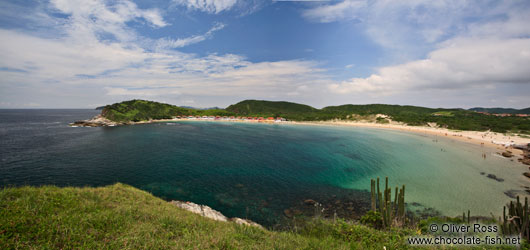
469;107;530;114
225;100;321;120
0;183;418;249
97;99;529;134
101;100;196;122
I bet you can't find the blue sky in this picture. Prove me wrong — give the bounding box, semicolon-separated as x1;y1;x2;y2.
0;0;529;108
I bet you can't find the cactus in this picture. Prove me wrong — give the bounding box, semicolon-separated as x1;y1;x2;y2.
501;196;529;241
370;179;376;211
369;177;406;229
462;210;471;224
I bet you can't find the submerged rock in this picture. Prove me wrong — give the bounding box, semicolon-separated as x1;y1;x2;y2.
504;190;525;199
501;151;513;158
519;158;530;166
304;199;317;205
486;174;504;182
283;209;293;218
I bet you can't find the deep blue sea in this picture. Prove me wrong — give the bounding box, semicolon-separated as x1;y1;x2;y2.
1;109;527;227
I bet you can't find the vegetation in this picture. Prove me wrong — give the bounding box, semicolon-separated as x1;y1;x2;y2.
101;100;196;122
99;99;530;134
1;183;422;249
3;183;527;249
100;100;233;122
370;177;406;229
501;196;529;241
469;107;530;115
225;100;320;120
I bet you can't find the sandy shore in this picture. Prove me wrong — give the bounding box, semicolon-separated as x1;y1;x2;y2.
164;118;529;151
288;120;530;155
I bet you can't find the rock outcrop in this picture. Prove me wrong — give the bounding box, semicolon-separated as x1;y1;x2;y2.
229;218;263;228
501;151;513;158
70;115;119;127
170;200;263;229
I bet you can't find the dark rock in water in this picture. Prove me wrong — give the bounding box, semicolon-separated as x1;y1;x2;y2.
504;190;518;199
501;151;513;158
486;174;504;182
523;172;530;179
520;158;530;166
343;167;355;173
513;144;530;150
283;209;293;218
304;199;317;205
480;172;485;175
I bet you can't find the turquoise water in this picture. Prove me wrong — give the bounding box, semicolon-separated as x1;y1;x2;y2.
1;110;528;227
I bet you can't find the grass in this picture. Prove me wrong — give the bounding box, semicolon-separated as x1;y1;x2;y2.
432;111;455;117
0;183;525;249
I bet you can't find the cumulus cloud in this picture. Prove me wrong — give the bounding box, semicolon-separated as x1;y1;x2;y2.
0;0;329;108
330;38;530;95
301;0;530;107
174;0;238;14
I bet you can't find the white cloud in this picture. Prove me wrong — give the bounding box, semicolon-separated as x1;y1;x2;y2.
155;22;225;49
329;38;530;95
302;0;523;59
174;0;238;14
302;0;365;23
300;0;530;107
0;0;329;108
51;0;167;28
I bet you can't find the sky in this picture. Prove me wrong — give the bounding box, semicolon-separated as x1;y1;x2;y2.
0;0;529;109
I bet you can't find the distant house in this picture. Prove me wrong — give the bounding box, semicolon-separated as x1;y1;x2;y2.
267;117;274;120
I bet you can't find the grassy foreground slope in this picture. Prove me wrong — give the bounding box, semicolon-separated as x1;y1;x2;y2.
1;183;417;249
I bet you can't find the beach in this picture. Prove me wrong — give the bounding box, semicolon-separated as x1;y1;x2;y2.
167;118;529;157
289;120;530;155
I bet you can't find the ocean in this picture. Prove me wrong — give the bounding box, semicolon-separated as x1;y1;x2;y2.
1;109;527;227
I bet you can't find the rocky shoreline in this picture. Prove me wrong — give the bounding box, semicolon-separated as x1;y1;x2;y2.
170;200;263;229
69;115;120;127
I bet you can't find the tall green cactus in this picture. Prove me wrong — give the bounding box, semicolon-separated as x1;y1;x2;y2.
370;177;406;229
501;196;529;241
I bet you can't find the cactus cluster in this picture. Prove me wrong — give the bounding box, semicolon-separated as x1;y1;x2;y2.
370;177;406;228
501;196;529;241
462;210;470;224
